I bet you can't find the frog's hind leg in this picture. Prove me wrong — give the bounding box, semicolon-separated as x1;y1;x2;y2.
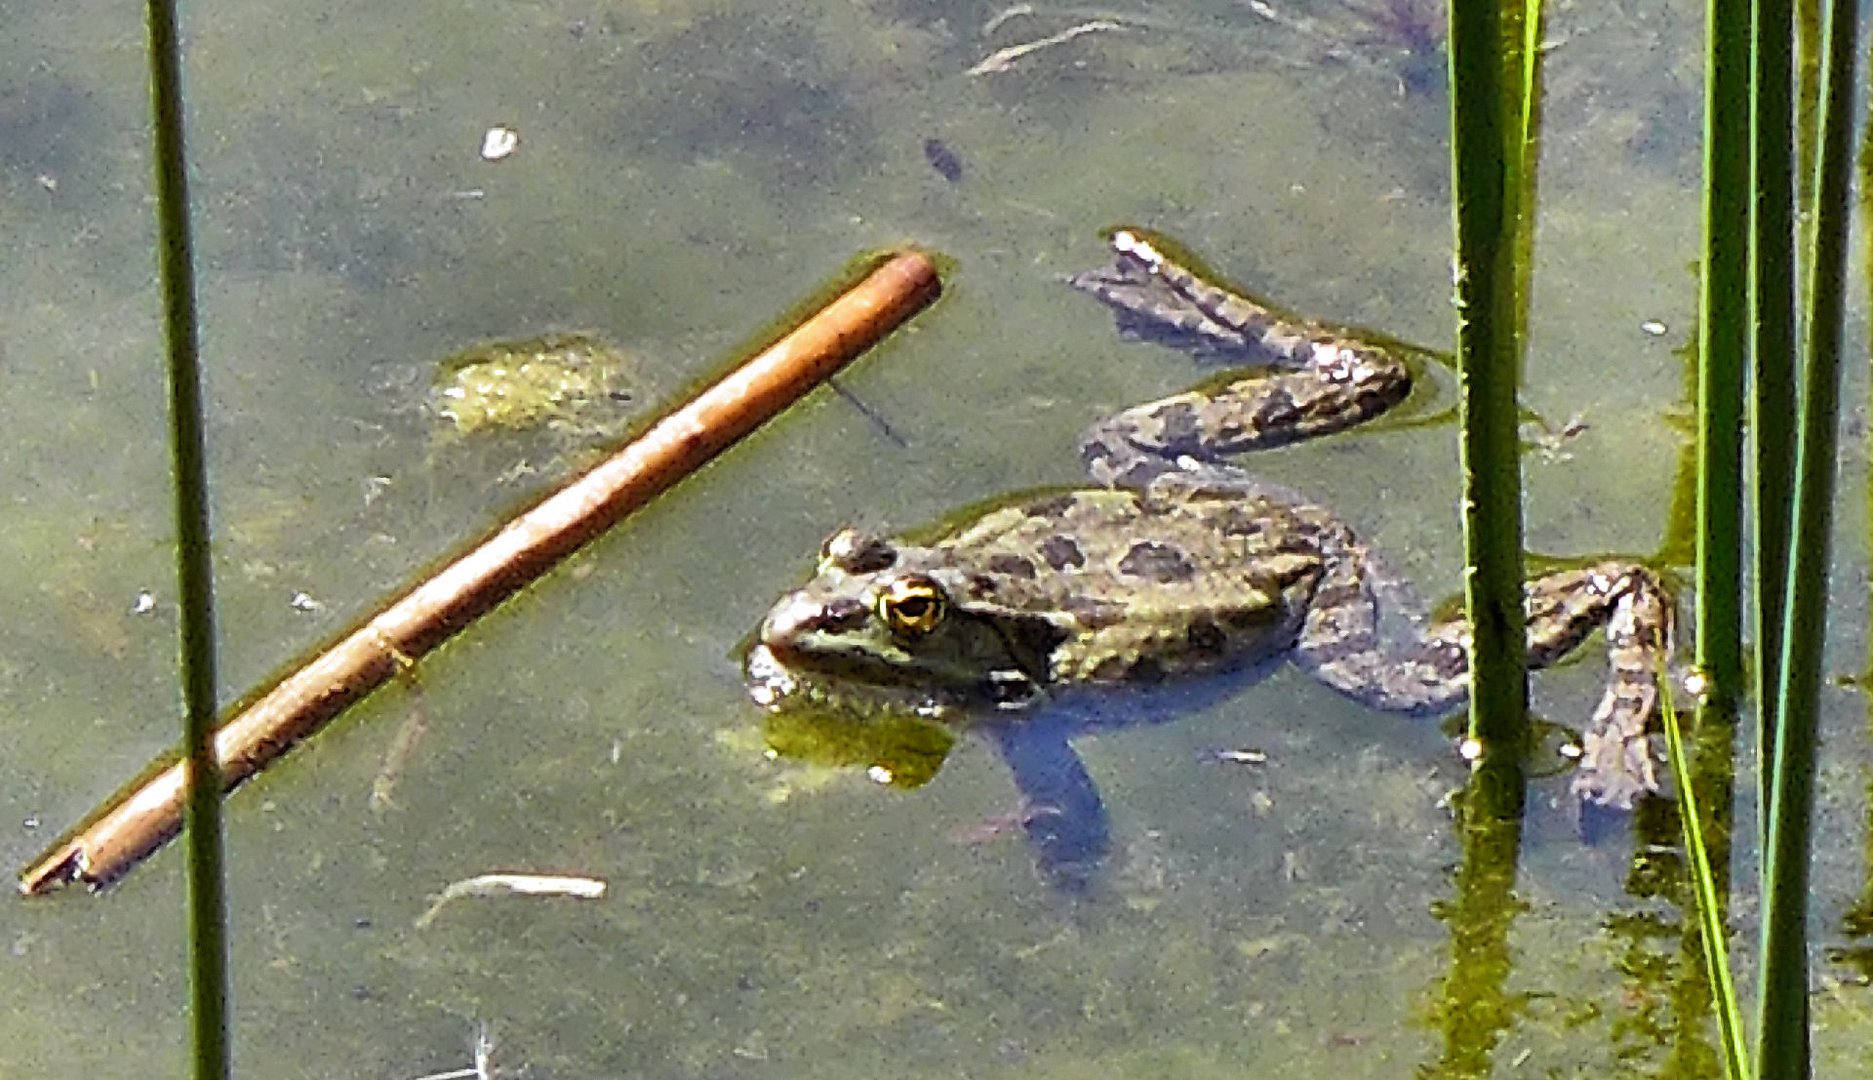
1517;562;1674;809
1072;232;1416;490
1078;355;1414;491
1293;556;1674;809
1070;230;1406;379
1289;549;1472;715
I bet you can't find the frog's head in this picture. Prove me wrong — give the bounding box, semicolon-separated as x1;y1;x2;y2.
748;528;1065;716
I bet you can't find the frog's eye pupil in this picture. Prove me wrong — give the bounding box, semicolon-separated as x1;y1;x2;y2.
881;577;946;637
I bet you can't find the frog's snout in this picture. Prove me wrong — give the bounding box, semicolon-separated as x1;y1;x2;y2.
758;590;870;654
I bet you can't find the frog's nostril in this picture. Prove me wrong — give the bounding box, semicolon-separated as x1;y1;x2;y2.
761;594;867;648
759;596;812;648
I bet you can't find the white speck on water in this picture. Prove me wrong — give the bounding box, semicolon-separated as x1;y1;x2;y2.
479;126;519;161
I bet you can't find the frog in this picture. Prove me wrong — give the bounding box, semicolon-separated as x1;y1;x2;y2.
745;229;1673;889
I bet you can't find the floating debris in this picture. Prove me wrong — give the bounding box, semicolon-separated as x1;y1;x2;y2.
923;137;963;183
414;872;607;929
479;125;519;162
1526;410;1590;463
1203;747;1269;766
982;4;1034;37
967;19;1127;76
399;1020;503;1080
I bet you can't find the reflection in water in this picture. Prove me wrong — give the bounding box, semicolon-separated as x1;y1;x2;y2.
760;704;957;790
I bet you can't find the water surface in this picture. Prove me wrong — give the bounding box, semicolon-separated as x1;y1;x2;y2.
2;1;1868;1076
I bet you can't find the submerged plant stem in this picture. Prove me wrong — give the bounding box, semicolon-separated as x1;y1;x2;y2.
1660;686;1749;1079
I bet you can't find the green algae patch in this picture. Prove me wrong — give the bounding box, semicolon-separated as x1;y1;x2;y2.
430;333;638;437
761;707;956;790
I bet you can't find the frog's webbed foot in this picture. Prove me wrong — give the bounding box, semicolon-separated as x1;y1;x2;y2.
1456;560;1672;808
1070;230;1376;372
1572;724;1659;809
982;722;1110;892
1546;563;1673;808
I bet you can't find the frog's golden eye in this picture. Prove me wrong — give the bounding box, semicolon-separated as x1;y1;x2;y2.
879;575;947;638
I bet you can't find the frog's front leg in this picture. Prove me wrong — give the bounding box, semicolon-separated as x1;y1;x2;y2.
981;720;1110;892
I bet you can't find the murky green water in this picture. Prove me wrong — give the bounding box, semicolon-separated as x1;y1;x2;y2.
2;0;1869;1076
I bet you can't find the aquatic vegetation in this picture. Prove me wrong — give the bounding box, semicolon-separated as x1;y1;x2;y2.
429;333;637;437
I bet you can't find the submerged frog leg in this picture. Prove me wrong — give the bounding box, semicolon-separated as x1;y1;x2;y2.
981;721;1111;892
1424;562;1671;809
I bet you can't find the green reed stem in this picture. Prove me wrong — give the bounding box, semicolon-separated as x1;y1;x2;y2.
1507;0;1544;351
1750;0;1797;815
147;3;230;1078
1449;0;1537;821
1795;0;1824;210
1697;0;1751;726
1688;0;1750;1059
1756;0;1859;1070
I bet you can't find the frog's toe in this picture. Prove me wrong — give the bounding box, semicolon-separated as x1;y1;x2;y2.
1569;728;1661;810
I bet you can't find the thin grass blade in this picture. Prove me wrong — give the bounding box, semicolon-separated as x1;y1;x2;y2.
1661;684;1752;1079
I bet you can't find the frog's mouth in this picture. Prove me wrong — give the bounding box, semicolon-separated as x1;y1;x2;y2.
743;642;961;721
751;617;1054;705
